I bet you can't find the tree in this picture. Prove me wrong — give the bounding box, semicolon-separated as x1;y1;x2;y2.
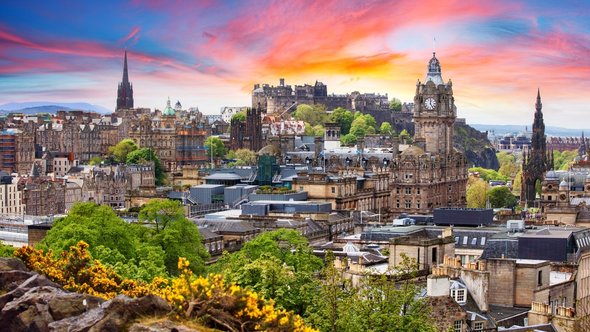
467;178;488;208
330;107;354;135
512;169;523;196
212;229;322;315
553;149;578;170
137;199;209;276
204;136;226;159
390;98;402;112
379;122;393;136
488;186;517;208
234;148;257;166
126;147;164;185
293;104;328;126
497;152;518;178
88;156;103;166
399;129;412;143
108;138;138;163
341;133;357;146
313;124;325;137
307;253;437;332
469;167;508;182
230;111;246;123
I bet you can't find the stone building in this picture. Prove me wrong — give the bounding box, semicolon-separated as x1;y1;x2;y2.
0;171;25;215
389;53;468;214
18;171;66;216
251;78;388;114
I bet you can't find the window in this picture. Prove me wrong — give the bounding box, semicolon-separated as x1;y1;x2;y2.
463;236;468;245
454;320;462;332
331;187;335;194
455;237;459;244
480;237;486;246
471;238;477;246
473;321;484;331
405;200;412;209
417;188;421;195
405;187;412;194
538;271;543;286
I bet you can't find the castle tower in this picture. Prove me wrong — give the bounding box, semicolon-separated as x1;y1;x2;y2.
522;89;549;207
116;51;134;110
413;53;456;155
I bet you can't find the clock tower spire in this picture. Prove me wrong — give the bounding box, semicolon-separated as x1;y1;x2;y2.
413;52;456;155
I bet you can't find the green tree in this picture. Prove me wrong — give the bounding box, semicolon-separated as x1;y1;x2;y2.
390;97;402;112
330;107;354;135
553;150;578;170
308;253;437;332
205;136;227;161
399;129;412;143
137;199;209;276
212;229;322;315
234;148;257;166
108;138;138;163
469;167;508;182
88;156;103;166
513;169;523;196
467;178;488;208
0;243;15;257
293;104;328;126
230;111;246;123
379;122;393;136
126;147;164;185
313;124;325;137
488;186;517;208
341;133;357;146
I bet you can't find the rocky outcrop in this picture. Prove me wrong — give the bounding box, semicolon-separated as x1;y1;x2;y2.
0;258;194;332
454;122;500;170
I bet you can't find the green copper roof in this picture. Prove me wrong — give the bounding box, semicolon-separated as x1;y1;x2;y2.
163;97;175;116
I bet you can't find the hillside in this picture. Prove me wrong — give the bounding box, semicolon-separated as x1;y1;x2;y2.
454;122;500;170
0;102;110;114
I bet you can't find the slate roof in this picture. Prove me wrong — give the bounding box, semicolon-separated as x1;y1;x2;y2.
480;238;519;259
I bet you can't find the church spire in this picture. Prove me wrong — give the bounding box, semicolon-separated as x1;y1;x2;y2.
116;50;134;110
535;88;542;112
122;50;129;84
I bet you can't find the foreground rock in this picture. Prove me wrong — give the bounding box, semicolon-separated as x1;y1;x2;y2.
0;258;190;332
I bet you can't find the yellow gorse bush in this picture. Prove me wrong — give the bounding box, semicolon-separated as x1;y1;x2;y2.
15;241;316;332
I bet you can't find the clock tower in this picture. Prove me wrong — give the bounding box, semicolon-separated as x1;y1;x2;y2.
413;52;456;155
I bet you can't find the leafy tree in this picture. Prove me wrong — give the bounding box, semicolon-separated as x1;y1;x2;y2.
293;104;328;126
234;148;257;166
512;169;523;195
126;147;164;185
212;229;322;315
467;178;488;208
137;199;209;276
341;133;357;146
488;186;517;208
379;122;393;136
205;136;226;159
88;156;103;166
553;150;578;170
307;253;437;332
108;138;138;163
399;129;412;143
313;124;325;137
497;152;518;178
469;167;508;182
390;97;402;112
230;111;246;123
349;124;366;137
330;107;354;135
0;243;15;257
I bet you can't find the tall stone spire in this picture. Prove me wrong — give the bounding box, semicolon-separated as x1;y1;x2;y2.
122;50;129;84
116;51;134;110
522;89;548;207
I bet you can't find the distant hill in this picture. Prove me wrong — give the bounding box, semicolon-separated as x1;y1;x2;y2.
0;102;110;114
471;124;588;138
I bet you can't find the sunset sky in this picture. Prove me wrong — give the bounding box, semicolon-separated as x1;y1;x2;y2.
1;0;589;129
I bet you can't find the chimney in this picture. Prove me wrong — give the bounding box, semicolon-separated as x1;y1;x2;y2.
279;78;285;87
426;274;450;297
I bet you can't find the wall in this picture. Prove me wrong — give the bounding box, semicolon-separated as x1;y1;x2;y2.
486;259;516;307
459;268;489;312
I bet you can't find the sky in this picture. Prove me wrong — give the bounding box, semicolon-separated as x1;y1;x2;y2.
0;0;589;129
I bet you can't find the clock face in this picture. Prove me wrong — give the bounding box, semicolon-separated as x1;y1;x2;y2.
424;97;436;110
